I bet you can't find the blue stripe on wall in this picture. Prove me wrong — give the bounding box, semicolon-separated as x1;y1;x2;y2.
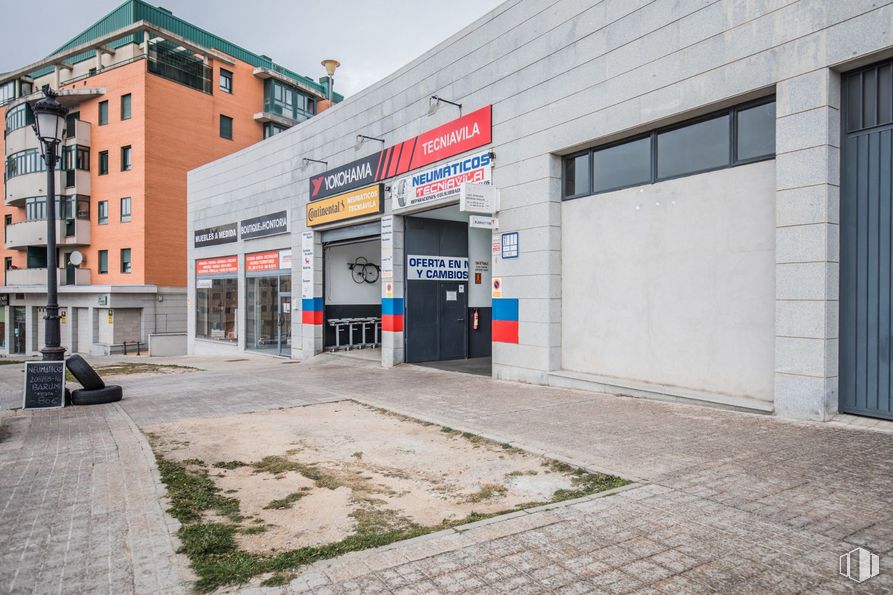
492;298;519;321
382;298;404;315
302;297;323;311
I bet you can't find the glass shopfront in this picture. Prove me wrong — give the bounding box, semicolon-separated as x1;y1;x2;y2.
195;256;239;342
245;249;292;356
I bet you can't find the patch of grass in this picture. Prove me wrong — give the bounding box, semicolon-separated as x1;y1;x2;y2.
213;460;248;470
261;573;294;587
440;426;455;434
155;456;241;523
263;491;309;510
505;470;538;478
461;432;482;444
250;456;303;475
0;359;26;366
178;523;236;557
551;472;627;502
351;451;363;459
466;483;508;503
241;524;269;535
182;458;206;467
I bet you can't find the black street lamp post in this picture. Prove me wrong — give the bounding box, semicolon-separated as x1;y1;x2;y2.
31;86;69;361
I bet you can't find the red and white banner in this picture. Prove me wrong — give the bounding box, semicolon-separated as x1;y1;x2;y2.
196;256;238;277
246;249;292;273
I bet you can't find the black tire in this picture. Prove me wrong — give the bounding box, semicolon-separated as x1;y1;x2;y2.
71;385;122;406
66;354;105;390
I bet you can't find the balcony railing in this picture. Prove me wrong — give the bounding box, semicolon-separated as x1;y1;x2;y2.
5;267;91;286
147;39;211;93
4;219;91;250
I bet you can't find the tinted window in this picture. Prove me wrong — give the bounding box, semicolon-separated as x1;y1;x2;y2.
121;248;131;274
737;102;775;161
98;101;108;125
121;94;131;120
98;201;108;224
593;137;652;193
98;250;108;274
99;151;108;175
564;153;590;197
220;115;233;140
657;114;730;179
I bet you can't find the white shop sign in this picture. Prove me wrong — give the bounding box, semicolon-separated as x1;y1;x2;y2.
407;255;469;281
301;231;314;299
380;215;394;283
391;151;492;213
459;182;499;214
469;215;498;229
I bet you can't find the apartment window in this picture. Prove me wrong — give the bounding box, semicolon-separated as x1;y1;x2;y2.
120;248;132;274
121;94;132;120
98;100;108;125
120;197;132;222
0;80;15;105
263;79;315;122
62;145;90;172
5;148;45;179
263;122;287;139
98;250;108;274
220;115;233;140
562;97;776;199
4;215;11;243
220;69;233;93
121;146;132;171
98;201;108;225
98;151;108;175
4;103;33;133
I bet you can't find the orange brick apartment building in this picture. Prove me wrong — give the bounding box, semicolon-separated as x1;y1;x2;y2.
0;0;338;355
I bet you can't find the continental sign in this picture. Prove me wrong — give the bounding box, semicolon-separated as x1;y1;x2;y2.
308;105;492;200
306;184;384;226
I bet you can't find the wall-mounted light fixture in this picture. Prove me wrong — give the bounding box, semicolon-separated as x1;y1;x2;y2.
355;134;385;149
428;95;462;116
302;157;328;169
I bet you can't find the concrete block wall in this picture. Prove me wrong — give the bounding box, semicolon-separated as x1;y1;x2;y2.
186;0;893;419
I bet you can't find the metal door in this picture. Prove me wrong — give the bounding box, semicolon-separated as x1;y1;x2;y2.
278;292;291;356
438;282;467;360
840;60;893;420
12;306;25;354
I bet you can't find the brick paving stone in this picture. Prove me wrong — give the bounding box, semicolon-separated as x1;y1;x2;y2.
2;354;892;594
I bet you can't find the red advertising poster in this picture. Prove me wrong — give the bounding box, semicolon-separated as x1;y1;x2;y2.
196;256;238;276
246;251;280;273
409;105;492;170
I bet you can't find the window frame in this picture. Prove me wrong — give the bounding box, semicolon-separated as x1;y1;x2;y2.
120;93;132;120
121;145;132;171
98;250;109;274
120;197;132;223
120;248;132;274
98;100;108;126
220;68;233;94
561;96;776;200
97;200;109;225
219;114;233;140
98;150;109;175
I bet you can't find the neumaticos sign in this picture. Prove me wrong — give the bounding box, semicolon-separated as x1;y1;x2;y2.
239;211;288;240
308;105;492;200
306;184;383;227
194;223;238;248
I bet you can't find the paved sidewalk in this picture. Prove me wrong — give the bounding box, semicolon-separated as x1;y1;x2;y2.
1;353;891;593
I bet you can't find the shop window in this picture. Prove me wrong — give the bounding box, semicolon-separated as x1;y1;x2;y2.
121;248;131;274
220;115;233;140
593;136;652;193
121;146;132;171
98;250;108;274
563;153;590;198
120;197;132;222
220;69;233;94
98;100;108;125
99;151;108;175
98;201;108;225
121;93;132;120
196;277;238;342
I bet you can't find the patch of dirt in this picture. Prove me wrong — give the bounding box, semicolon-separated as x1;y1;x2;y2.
147;401;578;554
94;362;200;377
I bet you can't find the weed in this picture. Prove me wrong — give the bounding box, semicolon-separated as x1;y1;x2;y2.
250;456;302;475
263;492;307;510
261;572;294;587
466;483;508;503
551;472;627;502
241;525;268;535
178;523;236;557
213;461;248;470
440;426;455;433
182;458;206;467
155;456;241;523
351;451;363;459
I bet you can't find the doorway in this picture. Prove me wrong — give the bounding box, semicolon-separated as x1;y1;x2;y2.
840;59;893;420
246;274;291;356
11;306;25;354
404;217;469;363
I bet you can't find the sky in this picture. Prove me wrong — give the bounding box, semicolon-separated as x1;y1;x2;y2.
0;0;505;96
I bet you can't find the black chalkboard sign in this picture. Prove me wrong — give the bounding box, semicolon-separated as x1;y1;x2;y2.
23;361;66;409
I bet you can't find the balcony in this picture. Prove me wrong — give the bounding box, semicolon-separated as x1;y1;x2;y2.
5;219;91;250
63;120;91;148
5;267;91;287
4;125;40;154
5;169;90;206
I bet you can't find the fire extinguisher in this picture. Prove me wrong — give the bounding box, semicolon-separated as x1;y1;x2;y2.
473;308;479;331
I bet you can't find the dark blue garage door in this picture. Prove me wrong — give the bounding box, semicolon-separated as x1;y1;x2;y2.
840;60;893;420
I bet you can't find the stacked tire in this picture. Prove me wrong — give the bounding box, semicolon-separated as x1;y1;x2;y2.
66;354;123;405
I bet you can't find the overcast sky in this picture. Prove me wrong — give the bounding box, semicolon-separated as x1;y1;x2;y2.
0;0;505;96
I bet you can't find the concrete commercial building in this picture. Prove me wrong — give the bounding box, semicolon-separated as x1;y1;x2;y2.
0;0;338;356
189;0;893;423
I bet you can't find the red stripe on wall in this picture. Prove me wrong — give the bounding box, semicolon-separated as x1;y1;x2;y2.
382;314;404;332
387;143;403;178
492;320;518;343
302;311;323;325
396;138;416;175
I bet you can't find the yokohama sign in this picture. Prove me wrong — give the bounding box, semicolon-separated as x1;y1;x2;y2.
308;105;492;200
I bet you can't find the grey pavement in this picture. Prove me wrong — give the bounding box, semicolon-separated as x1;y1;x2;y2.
0;353;891;594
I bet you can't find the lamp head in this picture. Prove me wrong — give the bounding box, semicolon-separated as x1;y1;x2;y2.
31;86;68;149
321;59;340;77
